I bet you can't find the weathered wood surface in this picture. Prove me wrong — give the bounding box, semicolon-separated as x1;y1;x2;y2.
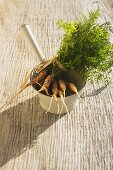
0;0;113;169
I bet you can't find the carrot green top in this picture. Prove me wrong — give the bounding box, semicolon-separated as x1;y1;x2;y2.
57;10;113;83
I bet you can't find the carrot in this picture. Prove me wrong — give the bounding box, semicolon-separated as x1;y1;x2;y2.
25;70;47;88
59;80;66;98
46;80;60;114
38;75;53;95
52;80;59;114
58;80;66;116
52;80;58;94
59;89;69;115
45;79;59;114
36;78;45;87
68;83;80;98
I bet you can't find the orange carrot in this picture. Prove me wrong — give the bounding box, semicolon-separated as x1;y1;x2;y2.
52;80;59;114
25;70;47;88
68;83;80;98
52;80;58;95
58;80;66;116
59;80;66;98
46;80;59;114
38;75;53;95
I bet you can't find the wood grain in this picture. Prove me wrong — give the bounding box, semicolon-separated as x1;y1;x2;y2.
0;0;113;169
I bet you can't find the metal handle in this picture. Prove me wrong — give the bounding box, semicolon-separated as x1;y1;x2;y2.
20;24;45;63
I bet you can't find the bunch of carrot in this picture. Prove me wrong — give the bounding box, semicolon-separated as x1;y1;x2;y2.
24;70;80;98
22;69;80;114
0;67;80;114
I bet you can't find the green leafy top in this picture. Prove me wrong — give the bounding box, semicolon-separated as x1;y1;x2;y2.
57;10;113;83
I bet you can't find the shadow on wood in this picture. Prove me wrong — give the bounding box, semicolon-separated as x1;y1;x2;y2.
0;95;62;168
81;84;108;98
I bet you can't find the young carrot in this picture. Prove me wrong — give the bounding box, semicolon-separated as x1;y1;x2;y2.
52;80;59;114
38;75;53;95
68;83;80;98
25;70;47;88
59;80;66;98
59;89;70;115
52;80;58;94
58;80;66;116
46;80;59;114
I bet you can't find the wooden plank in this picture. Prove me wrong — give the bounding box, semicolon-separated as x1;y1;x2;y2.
0;0;113;169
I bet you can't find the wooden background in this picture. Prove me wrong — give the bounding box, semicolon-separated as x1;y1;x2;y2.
0;0;113;169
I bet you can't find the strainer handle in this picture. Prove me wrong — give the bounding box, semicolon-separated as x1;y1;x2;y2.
20;24;45;63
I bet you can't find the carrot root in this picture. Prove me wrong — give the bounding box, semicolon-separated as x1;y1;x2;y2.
53;94;59;115
68;83;80;99
61;95;69;115
76;91;80;99
38;87;49;95
36;82;42;87
59;90;66;117
59;93;69;116
45;96;53;113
